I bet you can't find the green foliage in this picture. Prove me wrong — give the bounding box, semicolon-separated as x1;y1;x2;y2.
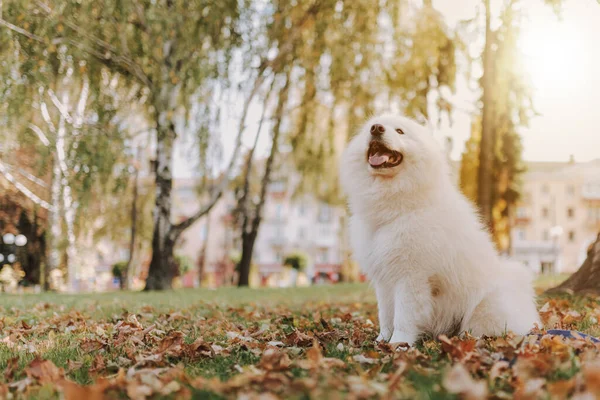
111;261;127;279
174;254;194;276
283;252;308;272
459;118;481;204
459;0;545;250
268;1;459;204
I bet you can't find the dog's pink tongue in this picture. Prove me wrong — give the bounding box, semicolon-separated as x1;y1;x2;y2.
369;153;389;167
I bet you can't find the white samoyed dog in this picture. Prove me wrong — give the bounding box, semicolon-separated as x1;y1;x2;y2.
340;113;540;346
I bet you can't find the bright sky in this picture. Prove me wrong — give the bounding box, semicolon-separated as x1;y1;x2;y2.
174;0;600;178
435;0;600;162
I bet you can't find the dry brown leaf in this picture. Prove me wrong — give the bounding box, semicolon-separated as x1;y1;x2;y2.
25;358;64;384
157;331;184;354
59;379;111;400
547;379;576;399
583;360;600;394
80;338;106;353
442;363;488;400
285;330;313;347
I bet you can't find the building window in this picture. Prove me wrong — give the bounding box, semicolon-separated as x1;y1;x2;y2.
200;224;208;241
275;204;282;220
516;207;527;218
541;262;554;275
542;185;550;195
567;208;574;218
298;227;305;240
543;230;549;241
567;185;575;196
275;251;283;263
516;229;526;241
318;205;332;223
317;249;329;264
542;208;549;218
298;201;306;217
569;231;576;242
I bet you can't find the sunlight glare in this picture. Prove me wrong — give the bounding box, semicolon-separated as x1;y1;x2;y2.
519;15;588;91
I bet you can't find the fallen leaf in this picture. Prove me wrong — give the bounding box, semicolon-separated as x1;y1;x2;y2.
80;338;106;353
442;363;488;400
157;331;184;354
25;358;64;384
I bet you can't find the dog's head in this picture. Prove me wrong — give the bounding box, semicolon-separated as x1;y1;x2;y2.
340;114;449;209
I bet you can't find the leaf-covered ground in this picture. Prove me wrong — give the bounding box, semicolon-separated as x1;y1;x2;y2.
1;282;600;399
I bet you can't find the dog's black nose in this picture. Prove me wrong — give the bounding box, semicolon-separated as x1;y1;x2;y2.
370;124;385;136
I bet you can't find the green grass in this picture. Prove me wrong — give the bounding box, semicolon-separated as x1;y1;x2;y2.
0;283;375;315
534;273;570;292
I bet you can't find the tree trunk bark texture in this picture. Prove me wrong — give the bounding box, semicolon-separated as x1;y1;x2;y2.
237;72;290;287
126;166;139;290
547;233;600;295
477;0;495;228
237;231;257;287
144;119;176;291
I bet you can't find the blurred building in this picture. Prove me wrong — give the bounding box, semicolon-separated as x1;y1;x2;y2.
251;171;344;285
175;136;455;286
174;158;345;287
511;158;600;274
173;179;237;287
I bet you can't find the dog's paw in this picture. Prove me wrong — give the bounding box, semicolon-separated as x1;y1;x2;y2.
375;328;393;342
375;333;390;342
389;330;415;348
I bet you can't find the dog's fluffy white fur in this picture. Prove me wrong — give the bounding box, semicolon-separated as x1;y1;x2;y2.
340;113;540;345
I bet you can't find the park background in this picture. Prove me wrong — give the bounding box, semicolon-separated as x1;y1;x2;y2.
2;1;600;398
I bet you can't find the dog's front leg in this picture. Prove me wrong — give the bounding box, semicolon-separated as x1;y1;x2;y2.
375;284;394;342
389;279;432;347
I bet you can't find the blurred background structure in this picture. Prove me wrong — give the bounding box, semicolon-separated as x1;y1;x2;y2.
0;0;598;292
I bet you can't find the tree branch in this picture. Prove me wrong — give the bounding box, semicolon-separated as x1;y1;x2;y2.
238;78;276;235
73;76;90;128
47;89;74;124
63;38;153;89
28;123;51;147
0;161;54;211
251;70;291;233
40;100;57;134
1;163;49;189
170;69;269;238
0;18;45;42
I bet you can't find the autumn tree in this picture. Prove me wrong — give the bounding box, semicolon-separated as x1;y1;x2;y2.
460;0;560;251
0;27;130;291
231;0;458;286
1;0;258;290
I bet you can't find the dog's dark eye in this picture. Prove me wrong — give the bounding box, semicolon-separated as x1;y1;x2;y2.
396;128;404;135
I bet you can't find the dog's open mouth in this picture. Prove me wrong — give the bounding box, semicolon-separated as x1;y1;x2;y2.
367;141;403;169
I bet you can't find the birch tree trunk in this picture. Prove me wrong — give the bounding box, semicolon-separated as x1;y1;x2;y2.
47;156;62;289
145;115;177;291
56;107;78;292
